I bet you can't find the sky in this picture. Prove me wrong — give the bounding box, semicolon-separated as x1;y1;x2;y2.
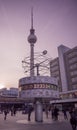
0;0;77;89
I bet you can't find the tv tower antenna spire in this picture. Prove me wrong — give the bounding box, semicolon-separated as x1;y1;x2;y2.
28;8;37;77
31;7;33;29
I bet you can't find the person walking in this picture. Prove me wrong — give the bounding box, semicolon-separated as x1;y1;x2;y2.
62;109;68;120
53;106;59;121
51;106;55;120
70;108;77;130
28;105;33;121
45;105;49;118
4;109;8;120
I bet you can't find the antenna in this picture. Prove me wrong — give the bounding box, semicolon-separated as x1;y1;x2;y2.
31;7;33;29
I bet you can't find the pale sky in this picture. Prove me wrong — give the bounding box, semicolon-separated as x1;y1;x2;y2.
0;0;77;88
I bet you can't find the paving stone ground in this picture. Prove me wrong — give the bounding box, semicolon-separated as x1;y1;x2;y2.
0;111;72;130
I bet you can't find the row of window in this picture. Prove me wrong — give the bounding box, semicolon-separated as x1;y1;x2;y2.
51;71;59;77
70;71;77;76
69;57;77;64
70;63;77;70
68;51;77;58
50;67;59;73
72;77;77;83
72;84;77;89
50;60;58;67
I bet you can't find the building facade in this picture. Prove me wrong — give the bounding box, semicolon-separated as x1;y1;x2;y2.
50;45;77;93
50;57;62;92
0;88;18;97
64;46;77;91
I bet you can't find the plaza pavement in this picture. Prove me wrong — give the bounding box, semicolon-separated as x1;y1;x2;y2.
0;111;72;130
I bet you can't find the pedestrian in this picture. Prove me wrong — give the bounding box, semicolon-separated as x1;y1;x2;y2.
62;109;68;120
45;105;49;118
28;105;33;121
53;106;59;120
70;108;77;130
51;106;55;120
4;109;8;120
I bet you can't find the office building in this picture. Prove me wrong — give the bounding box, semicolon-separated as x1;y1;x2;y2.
50;45;77;94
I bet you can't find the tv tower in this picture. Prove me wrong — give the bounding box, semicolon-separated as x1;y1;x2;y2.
28;8;37;77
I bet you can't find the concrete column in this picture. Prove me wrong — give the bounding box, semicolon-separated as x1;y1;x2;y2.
35;101;43;122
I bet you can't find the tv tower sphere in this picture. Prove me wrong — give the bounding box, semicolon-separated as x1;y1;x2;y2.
28;29;37;44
